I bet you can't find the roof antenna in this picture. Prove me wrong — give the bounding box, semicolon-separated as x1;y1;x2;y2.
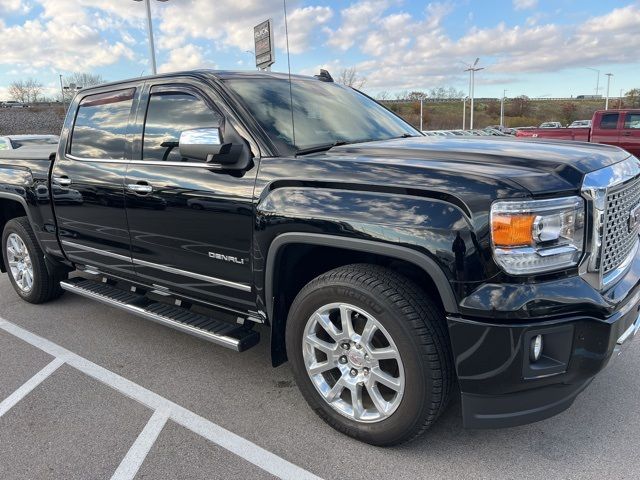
283;0;296;148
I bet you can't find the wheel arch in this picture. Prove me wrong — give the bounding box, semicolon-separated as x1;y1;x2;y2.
265;233;458;366
0;194;32;273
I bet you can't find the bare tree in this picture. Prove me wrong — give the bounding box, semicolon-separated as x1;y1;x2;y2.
25;78;43;102
8;78;43;103
338;67;367;90
8;80;28;103
65;72;106;89
407;91;428;101
376;91;391;101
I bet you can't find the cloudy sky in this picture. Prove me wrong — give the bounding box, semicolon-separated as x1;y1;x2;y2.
0;0;639;100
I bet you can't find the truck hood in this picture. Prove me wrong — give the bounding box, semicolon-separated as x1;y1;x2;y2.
326;136;631;194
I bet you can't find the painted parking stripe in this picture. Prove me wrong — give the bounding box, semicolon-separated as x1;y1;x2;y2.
0;358;64;418
0;317;322;480
111;408;170;480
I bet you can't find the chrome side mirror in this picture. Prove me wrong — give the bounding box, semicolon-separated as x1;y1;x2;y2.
178;128;223;162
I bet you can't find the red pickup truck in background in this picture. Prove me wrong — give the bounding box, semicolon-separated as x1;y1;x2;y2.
516;110;640;156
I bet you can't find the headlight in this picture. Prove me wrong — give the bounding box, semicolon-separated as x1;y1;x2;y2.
491;197;585;274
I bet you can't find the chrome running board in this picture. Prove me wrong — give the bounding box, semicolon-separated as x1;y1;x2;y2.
60;278;259;352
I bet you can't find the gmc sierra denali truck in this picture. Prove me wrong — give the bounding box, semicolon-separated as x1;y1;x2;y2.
1;70;639;446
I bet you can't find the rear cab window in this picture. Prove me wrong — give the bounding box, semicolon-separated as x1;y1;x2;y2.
599;113;619;130
69;88;135;159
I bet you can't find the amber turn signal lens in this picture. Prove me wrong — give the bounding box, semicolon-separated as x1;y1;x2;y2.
492;214;535;246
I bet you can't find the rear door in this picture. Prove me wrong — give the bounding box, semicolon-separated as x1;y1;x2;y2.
52;86;139;277
591;112;621;147
124;80;258;311
619;111;640;157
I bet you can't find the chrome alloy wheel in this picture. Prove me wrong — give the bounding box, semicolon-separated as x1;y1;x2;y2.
302;302;405;423
6;233;34;293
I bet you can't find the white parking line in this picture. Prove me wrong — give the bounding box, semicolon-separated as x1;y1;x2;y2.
0;358;64;418
111;409;170;480
0;317;323;480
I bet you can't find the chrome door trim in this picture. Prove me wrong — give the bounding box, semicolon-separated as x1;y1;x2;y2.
61;240;132;263
66;154;128;164
131;257;251;292
62;240;250;292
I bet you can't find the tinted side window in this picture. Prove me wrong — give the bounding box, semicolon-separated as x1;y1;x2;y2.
142;91;222;162
600;113;619;130
624;113;640;129
70;89;134;159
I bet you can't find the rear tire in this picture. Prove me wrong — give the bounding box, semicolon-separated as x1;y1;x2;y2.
2;217;66;304
286;264;454;446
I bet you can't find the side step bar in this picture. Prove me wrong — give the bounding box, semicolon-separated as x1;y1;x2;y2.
60;279;260;352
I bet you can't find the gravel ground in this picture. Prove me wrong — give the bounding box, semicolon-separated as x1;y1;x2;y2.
0;272;639;479
0;107;65;135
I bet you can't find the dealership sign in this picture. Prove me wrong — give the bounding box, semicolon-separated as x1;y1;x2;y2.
254;19;275;70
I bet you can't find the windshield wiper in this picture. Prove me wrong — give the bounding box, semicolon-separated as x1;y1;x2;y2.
395;133;420;138
295;141;348;156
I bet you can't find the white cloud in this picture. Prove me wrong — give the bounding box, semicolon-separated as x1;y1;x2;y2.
156;1;333;59
513;0;538;11
159;44;213;73
0;0;30;13
0;0;138;73
326;0;390;50
286;6;333;54
323;2;640;91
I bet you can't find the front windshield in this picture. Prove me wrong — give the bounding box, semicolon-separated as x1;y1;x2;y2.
224;77;420;154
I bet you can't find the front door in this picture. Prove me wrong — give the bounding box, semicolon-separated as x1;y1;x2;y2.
620;111;640;157
53;87;138;277
124;82;258;312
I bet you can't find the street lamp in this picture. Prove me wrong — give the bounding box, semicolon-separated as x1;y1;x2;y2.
585;67;600;96
463;58;484;130
133;0;170;75
500;89;508;129
462;96;468;130
605;73;613;109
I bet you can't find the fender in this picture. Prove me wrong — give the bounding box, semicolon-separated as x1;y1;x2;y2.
265;232;459;317
0;191;42;272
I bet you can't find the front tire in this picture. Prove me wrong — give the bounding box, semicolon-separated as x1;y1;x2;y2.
2;217;65;304
286;264;454;446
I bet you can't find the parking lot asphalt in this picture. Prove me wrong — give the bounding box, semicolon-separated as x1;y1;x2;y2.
0;273;639;480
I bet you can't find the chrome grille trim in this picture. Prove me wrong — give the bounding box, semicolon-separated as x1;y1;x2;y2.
602;178;640;275
580;156;640;290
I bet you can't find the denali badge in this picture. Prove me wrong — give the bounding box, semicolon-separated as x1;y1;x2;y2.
629;205;640;233
208;252;246;265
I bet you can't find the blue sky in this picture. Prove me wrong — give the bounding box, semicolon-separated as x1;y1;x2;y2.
0;0;638;100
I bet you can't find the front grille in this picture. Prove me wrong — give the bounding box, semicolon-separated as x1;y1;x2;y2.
602;178;640;274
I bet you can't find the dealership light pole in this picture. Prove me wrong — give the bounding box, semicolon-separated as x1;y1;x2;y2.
586;67;600;96
605;73;613;109
500;89;507;128
464;58;484;130
133;0;169;75
462;97;468;130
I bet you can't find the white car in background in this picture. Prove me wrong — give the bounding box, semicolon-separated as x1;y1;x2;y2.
568;120;592;128
0;135;59;150
0;101;29;108
539;121;563;128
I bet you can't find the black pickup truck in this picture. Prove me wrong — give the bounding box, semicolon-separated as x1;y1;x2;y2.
1;70;639;446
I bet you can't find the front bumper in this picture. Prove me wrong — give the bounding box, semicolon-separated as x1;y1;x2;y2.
449;260;640;429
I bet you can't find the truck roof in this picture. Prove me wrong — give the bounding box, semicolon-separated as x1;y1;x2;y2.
76;69;321;93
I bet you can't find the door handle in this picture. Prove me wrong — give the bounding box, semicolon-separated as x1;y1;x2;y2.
126;183;153;195
53;175;71;187
622;132;632;136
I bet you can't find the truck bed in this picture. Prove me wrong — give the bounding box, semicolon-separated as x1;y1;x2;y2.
516;128;590;141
